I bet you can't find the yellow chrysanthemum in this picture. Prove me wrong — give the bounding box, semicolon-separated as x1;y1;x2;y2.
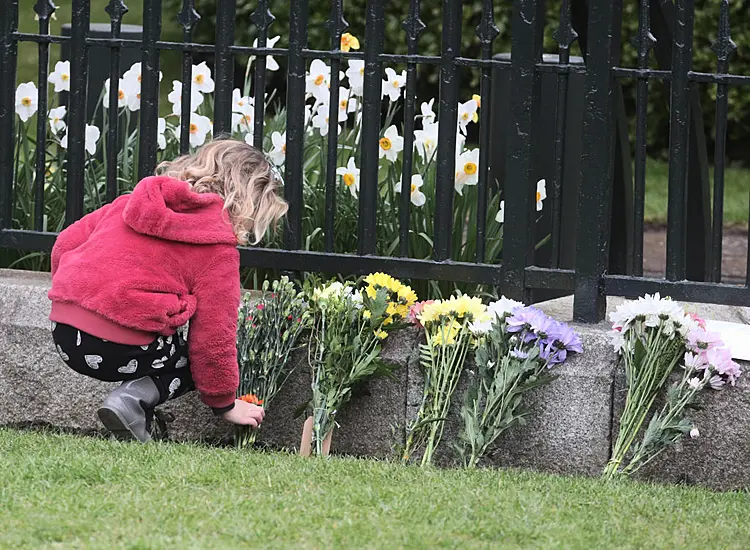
397;285;418;307
431;320;462;346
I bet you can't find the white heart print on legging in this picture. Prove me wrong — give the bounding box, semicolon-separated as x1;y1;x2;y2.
168;378;181;397
117;359;138;374
84;355;102;370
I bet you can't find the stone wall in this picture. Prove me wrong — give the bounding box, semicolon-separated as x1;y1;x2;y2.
1;269;748;490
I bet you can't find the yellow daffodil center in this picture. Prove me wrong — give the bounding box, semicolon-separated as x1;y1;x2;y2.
359;68;364;76
195;74;205;84
393;81;400;88
340;99;347;109
536;191;542;202
314;74;325;86
410;183;417;193
189;123;198;134
137;75;142;83
379;137;392;150
21;97;31;106
464;162;477;175
461;112;470;121
61;73;69;81
118;90;125;100
281;144;286;154
343;173;355;187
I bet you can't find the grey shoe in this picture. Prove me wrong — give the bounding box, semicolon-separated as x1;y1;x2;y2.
97;377;161;443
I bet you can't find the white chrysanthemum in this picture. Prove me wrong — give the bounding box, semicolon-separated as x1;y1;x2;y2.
488;297;524;319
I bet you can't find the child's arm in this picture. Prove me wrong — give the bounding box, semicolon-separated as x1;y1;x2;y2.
51;202;114;275
188;247;242;411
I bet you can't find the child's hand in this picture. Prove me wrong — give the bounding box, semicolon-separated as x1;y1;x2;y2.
223;399;266;427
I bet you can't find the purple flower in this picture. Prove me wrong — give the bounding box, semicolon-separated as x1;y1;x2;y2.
550;320;583;360
506;307;555;343
539;342;562;365
510;348;529;360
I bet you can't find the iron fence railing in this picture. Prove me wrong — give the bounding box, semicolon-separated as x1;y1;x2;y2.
0;0;748;322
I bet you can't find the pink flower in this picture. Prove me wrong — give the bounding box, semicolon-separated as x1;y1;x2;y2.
687;328;722;352
407;300;434;327
688;313;706;330
683;352;708;371
706;347;742;386
256;303;265;310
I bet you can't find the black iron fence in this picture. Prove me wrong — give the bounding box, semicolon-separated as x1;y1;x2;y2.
0;0;748;322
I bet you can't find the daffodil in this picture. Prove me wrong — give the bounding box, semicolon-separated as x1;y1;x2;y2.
268;131;286;166
233;111;254;133
396;174;426;207
345;60;365;96
378;125;404;162
455;148;480;195
167;80;204;116
382;68;406;102
251;35;282;71
48;61;70;92
103;78;130;109
336;157;360;198
62;124;100;155
191;61;215;93
335;87;357;121
232;88;254;114
340;33;360;52
495;200;505;224
188;112;212;147
420;98;436;124
48;106;66;136
15;82;38;122
306;59;331;103
157;118;167;150
122;62;162;92
312;103;340;137
536;179;547;211
457;99;478;135
414;121;438;161
472;93;482;109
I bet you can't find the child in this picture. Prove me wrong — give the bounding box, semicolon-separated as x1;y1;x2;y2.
48;139;287;442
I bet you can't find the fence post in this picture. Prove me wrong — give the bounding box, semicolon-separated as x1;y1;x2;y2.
357;0;386;256
0;0;19;231
214;0;237;136
502;0;545;301
65;0;91;226
137;0;163;181
573;0;622;322
284;0;309;251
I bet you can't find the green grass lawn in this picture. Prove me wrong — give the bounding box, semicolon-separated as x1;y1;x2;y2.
2;428;750;549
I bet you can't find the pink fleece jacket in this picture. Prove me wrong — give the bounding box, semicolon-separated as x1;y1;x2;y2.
48;176;241;409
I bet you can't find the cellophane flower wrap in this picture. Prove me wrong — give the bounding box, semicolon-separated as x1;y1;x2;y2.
402;295;490;467
307;273;417;456
235;277;309;448
604;295;741;478
457;299;582;468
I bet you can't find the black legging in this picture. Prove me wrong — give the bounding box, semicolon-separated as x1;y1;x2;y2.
51;322;195;404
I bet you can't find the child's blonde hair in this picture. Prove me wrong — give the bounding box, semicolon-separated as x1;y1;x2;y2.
156;139;288;245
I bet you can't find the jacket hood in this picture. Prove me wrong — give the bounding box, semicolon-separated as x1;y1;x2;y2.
122;176;237;245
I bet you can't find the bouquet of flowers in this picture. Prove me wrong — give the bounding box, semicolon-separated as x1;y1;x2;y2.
604;294;741;478
305;273;417;456
402;295;490;466
235;277;309;448
457;299;583;468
